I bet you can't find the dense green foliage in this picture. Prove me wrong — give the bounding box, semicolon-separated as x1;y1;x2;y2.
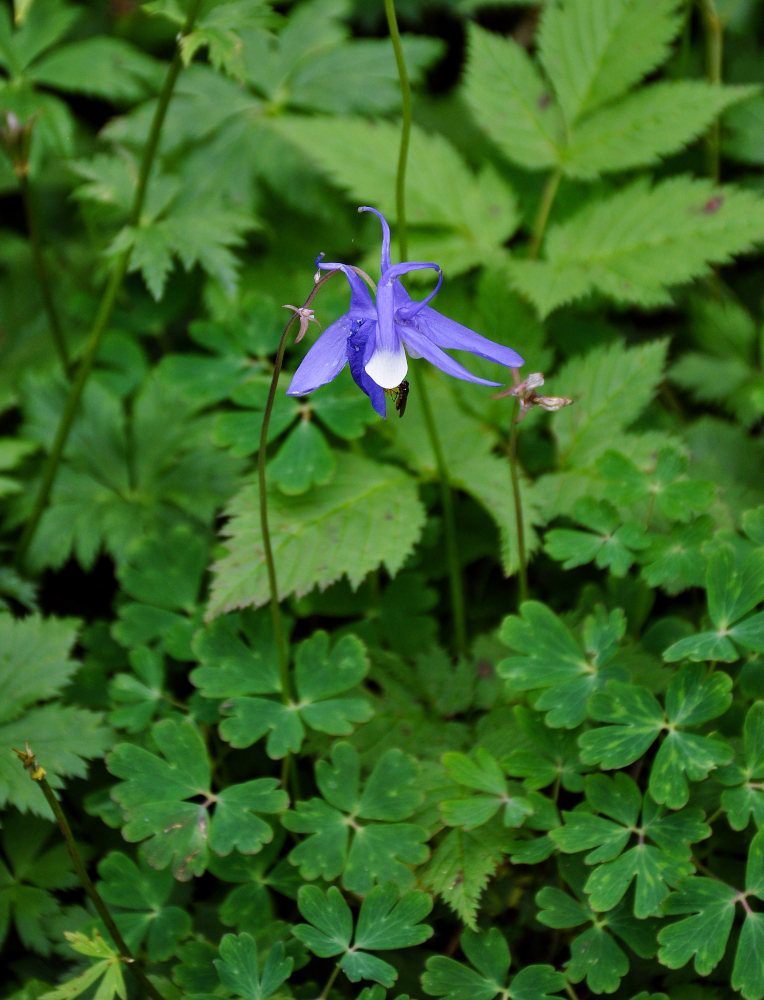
1;0;764;998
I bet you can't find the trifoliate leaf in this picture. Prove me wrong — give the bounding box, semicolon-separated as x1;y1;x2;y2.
108;647;166;734
551;775;706;916
718;702;764;830
97;851;191;961
464;23;563;171
537;0;684;126
294;883;432;988
510;177;764;315
202;630;371;758
544;498;649;576
422;926;566;1000
498;602;628;727
664;544;764;662
283;742;427;893
581;665;732;807
208;452;425;616
658;878;737;975
107;718;287;879
441;748;533;830
214;933;293;1000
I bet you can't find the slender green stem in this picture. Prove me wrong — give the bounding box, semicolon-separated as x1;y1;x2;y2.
700;0;723;182
507;398;528;604
16;0;203;569
19;173;71;375
383;0;468;655
528;168;562;260
14;746;166;1000
260;274;337;700
319;963;341;1000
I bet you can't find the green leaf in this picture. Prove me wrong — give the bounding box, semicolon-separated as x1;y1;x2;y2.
720;702;764;830
273;114;519;275
40;930;125;1000
421;825;507;929
499;602;628;727
284;743;427;893
463;23;563;171
353;882;433;950
269;419;336;495
215;933;293;1000
544;498;648;576
732;912;764;999
211;631;372;757
97;851;191;961
510;177;764;315
208;453;425;616
538;0;684;125
23;375;241;573
561;82;756;178
422;927;565;1000
0;614;110;818
30;36;162;100
294;884;431;988
658;878;737;974
547;340;668;472
441;749;533;829
107;718;287;879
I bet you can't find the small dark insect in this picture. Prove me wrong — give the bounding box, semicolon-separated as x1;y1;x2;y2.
385;380;410;418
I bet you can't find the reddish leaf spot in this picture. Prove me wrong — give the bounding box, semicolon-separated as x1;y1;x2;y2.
702;195;724;214
538;93;551;109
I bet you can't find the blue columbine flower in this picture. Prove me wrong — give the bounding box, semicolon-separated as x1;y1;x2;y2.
286;207;524;417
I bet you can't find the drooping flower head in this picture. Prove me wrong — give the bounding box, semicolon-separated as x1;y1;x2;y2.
287;207;524;417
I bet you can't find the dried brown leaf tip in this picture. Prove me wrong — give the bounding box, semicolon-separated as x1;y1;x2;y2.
494;372;573;421
13;741;46;781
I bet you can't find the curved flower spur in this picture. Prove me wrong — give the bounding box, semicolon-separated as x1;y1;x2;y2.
286;207;525;417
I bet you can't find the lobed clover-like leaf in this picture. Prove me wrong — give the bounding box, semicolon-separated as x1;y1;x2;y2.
498;602;628;728
536;888;633;994
664;544;764;662
503;705;589;793
422;926;566;1000
440;748;534;830
97;851;191;961
293;883;432;989
551;773;708;917
214;933;293;1000
195;627;372;759
40;930;125;1000
580;664;733;808
544;497;649;577
107;718;287;880
283;742;428;894
718;702;764;830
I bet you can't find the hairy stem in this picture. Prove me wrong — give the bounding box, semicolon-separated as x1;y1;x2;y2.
507;397;528;604
20;172;71;376
14;746;166;1000
16;0;203;568
700;0;723;183
384;0;468;655
528;168;562;260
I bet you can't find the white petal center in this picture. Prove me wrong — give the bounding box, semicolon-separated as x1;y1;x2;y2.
365;345;408;388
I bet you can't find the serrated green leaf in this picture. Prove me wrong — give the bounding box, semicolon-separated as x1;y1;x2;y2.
273;114;519;275
207;452;425;616
562;82;755;178
511;178;764;315
30;36;162;100
421;823;507;929
538;0;684;125
464;23;563;171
